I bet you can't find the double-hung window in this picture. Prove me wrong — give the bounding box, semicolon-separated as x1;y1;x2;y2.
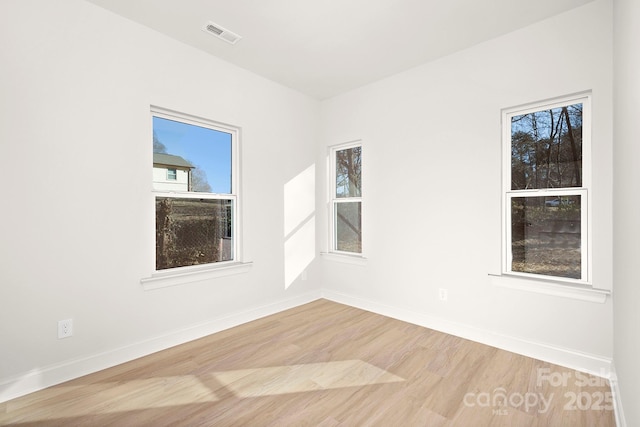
503;93;591;283
330;142;363;255
151;107;238;271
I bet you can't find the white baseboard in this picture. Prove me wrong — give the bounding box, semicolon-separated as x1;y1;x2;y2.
0;290;322;404
321;289;613;378
609;369;627;427
1;287;618;423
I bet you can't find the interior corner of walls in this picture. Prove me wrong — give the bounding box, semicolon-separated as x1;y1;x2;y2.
320;289;612;377
608;366;628;427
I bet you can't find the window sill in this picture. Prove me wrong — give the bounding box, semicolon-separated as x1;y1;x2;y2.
141;262;253;291
488;273;610;303
321;252;368;266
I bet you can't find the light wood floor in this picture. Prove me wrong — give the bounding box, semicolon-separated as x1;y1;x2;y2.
0;299;615;426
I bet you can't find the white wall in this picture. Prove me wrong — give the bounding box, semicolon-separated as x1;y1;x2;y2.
0;0;628;412
613;0;640;424
0;0;321;400
320;0;614;371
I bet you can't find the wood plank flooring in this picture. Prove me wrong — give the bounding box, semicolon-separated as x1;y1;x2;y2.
0;299;615;426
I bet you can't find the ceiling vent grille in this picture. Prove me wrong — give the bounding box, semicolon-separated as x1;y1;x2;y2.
202;21;242;45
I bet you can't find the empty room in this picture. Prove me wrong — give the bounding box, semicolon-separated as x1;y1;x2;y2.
1;0;638;425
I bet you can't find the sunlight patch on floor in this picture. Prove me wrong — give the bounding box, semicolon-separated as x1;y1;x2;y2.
3;360;405;424
2;375;217;423
210;360;405;398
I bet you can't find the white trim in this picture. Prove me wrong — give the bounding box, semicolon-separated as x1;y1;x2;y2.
328;140;364;256
141;261;253;290
149;106;245;279
502;92;592;285
320;252;368;265
166;168;177;180
0;290;321;404
152;190;235;200
1;288;619;422
321;289;613;377
488;273;609;303
151;106;240;141
608;369;627;427
505;190;588;284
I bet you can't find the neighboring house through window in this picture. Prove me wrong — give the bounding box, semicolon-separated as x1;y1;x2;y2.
502;93;591;283
152;107;238;271
153;153;192;190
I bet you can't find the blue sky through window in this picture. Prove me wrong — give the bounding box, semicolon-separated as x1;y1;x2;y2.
153;116;232;194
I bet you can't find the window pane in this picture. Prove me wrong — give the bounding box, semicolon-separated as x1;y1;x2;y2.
335;201;362;253
511;195;581;279
336;146;362;198
511;103;582;190
153;116;232;193
156;197;233;270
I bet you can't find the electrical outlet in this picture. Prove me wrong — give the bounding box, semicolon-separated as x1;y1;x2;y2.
58;319;73;339
438;288;448;302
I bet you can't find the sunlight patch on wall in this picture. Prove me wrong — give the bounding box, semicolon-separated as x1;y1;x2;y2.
284;216;315;288
284;164;315;237
284;164;316;288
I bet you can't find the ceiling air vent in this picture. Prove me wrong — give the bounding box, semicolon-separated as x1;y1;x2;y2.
202;21;242;45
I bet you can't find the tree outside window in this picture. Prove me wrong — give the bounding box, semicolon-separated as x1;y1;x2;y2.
332;144;362;254
504;95;590;282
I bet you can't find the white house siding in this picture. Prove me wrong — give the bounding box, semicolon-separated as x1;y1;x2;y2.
153;166;189;191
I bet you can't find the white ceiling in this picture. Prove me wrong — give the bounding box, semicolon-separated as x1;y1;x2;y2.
85;0;595;100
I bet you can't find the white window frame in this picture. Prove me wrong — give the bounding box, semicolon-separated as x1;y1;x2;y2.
502;93;592;285
141;106;249;289
329;141;364;257
166;168;177;180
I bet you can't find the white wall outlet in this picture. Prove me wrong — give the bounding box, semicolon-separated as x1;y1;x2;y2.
58;319;73;339
301;269;308;281
438;288;448;302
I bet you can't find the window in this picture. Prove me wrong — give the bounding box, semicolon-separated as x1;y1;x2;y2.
330;142;362;254
503;94;590;283
152;107;238;271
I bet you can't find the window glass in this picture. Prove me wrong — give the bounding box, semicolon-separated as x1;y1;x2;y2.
153;116;232;194
152;111;237;271
510;195;581;279
156;197;234;270
335;202;362;253
331;143;363;255
504;94;589;282
511;103;582;190
336;146;362;198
